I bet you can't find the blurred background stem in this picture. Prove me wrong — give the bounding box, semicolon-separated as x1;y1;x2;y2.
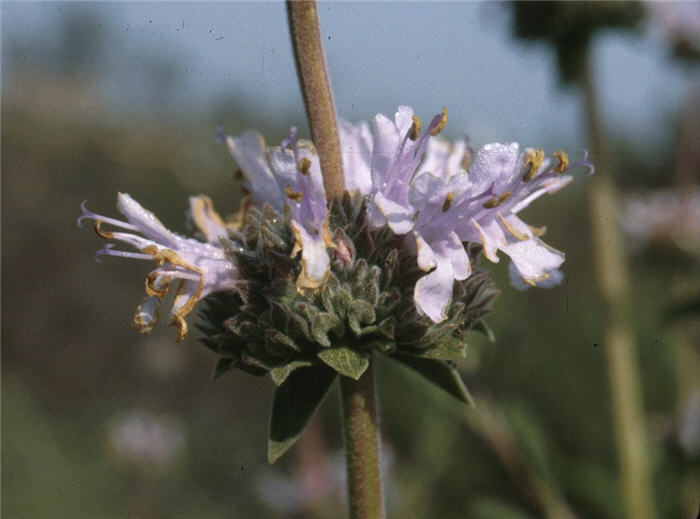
581;45;656;519
287;0;345;200
340;362;385;519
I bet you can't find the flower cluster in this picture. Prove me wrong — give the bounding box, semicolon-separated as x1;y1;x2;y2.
79;106;591;346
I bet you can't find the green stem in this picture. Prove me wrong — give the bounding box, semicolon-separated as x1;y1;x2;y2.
340;360;385;519
287;0;345;201
581;46;656;519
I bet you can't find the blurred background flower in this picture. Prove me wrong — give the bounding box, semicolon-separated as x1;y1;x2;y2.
2;2;698;518
108;410;185;469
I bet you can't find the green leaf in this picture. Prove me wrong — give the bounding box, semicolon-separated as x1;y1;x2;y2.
469;497;536;519
348;300;376;335
419;338;467;360
312;312;342;347
270;360;313;386
211;357;235;381
268;364;336;464
392;353;474;405
473;320;495;342
318;347;369;380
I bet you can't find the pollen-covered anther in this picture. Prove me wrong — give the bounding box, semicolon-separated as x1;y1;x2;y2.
442;192;455;212
145;272;170;298
460;150;471;170
497;213;529;241
322;219;336;249
409;115;422;141
132;298;159;334
94;220;114;240
482;191;512;209
430;107;448;136
528;224;547;237
285;186;304;203
552;150;569;173
171;313;188;342
297;157;311;176
522;148;545;182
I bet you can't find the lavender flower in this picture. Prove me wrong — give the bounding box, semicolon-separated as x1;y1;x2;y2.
227;127;334;290
108;410;185;468
80;105;590;339
78;193;237;340
621;187;700;255
338;106;592;322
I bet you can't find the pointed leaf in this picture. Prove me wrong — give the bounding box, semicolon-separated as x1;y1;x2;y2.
268;364;336;463
312;312;341;347
473;320;495;342
393;353;474;405
348;300;376;335
212;357;234;381
270;360;313;386
318;347;369;380
420;338;467;360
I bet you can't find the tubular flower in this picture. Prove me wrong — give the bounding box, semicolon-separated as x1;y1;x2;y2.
78;193;237;340
338;107;593;322
80;105;590;343
227;127;333;291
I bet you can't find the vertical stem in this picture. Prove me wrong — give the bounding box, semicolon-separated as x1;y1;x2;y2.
581;47;656;519
287;0;345;201
340;360;385;519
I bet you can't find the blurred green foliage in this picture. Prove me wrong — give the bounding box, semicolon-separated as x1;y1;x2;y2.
2;5;698;518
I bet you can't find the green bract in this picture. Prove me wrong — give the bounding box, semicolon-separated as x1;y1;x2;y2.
197;194;499;462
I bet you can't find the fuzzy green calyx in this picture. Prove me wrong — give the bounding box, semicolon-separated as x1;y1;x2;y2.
197;193;498;462
198;193;498;384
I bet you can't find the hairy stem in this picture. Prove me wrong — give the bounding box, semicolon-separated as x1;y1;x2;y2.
287;0;345;201
581;45;656;519
340;360;385;519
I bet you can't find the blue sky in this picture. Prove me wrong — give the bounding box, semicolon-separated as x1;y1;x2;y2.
2;1;696;152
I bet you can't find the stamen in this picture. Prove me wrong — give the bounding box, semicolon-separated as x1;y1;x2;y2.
528;224;547;237
280;126;298;150
142;245;159;259
522;148;545;182
170;270;205;342
442;192;455;212
94;220;114;240
142;250;204;342
297;157;311;176
552;150;569;173
322;219;336;249
94;244;153;263
145;272;170;298
482;191;511;209
497;213;529;241
77;201;139;231
285;185;304;203
460;150;471;170
133;295;161;334
430;107;448;136
409;115;422;141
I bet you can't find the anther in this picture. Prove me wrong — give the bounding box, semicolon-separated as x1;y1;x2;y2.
430;107;448;136
442;192;455;212
94;220;114;240
145;272;170;298
552;150;569;173
409;115;422;141
482;191;511;209
460;150;471;170
297;157;311;176
522;148;545;182
285;185;304;203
